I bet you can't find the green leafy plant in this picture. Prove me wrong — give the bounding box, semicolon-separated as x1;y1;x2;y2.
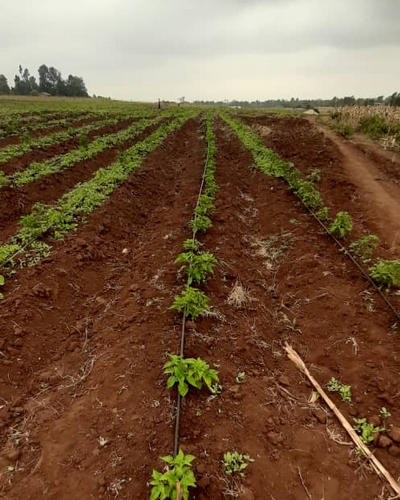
0;275;4;299
316;206;329;221
307;168;322;183
369;259;400;288
170;285;210;319
353;418;384;445
164;354;219;397
150;450;196;500
235;372;245;384
223;451;254;477
189;214;212;234
326;377;352;402
0;170;8;187
293;179;323;209
182;239;201;252
359;115;389;140
329;211;353;239
175;251;218;285
0;244;20;267
380;407;391;419
332;122;354;138
349;235;379;263
196;194;215;215
78;133;89;149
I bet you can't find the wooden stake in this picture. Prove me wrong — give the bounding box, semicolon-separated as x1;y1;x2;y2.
176;480;183;500
284;343;400;497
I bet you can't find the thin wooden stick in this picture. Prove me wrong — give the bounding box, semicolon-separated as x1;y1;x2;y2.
285;343;400;497
176;481;183;500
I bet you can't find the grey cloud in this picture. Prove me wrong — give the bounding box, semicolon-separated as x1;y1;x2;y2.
0;0;399;100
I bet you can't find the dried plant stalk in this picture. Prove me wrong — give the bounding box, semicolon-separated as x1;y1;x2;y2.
285;343;400;497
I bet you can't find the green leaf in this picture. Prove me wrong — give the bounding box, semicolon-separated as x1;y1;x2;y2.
167;376;177;389
178;380;189;397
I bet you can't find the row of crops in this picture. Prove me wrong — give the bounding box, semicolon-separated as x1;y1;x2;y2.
222;113;400;295
0;114;165;187
0;107;199;276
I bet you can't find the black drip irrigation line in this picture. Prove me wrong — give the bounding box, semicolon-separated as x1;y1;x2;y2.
297;196;400;322
172;114;213;458
173;311;186;457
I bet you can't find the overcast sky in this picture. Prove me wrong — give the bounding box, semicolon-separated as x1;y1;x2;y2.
1;0;399;101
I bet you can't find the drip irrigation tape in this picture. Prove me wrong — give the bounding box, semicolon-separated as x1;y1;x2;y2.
172;114;214;457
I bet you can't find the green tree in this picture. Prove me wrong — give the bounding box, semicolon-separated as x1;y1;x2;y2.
0;75;10;95
65;75;89;97
38;64;51;93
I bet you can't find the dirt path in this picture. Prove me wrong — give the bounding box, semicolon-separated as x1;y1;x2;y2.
312;120;400;246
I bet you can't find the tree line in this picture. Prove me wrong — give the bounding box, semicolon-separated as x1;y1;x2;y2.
0;65;89;97
193;93;400;108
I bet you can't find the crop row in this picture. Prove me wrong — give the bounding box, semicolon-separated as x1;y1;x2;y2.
150;111;219;499
1;114;167;187
0;116;127;165
221;113;400;292
0;111;102;139
0;109;199;275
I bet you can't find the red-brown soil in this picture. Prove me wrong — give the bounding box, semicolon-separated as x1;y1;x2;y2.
1;114;400;500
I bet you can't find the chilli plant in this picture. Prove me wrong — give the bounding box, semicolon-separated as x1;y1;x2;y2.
150;450;196;500
170;285;210;319
369;259;400;288
223;451;254;477
189;214;212;234
329;211;353;239
349;235;379;263
175;250;218;285
326;377;352;402
353;418;384;445
316;206;330;221
164;354;219;397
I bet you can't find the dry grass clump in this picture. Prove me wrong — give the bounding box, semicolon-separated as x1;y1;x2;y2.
227;281;252;309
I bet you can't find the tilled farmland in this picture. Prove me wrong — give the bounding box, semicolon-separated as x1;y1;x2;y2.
1;102;400;500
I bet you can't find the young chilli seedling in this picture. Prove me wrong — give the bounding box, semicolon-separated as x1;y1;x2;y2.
223;451;254;477
380;407;391;419
164;354;219;397
182;239;201;252
328;211;353;239
175;250;218;285
150;450;196;500
369;259;400;288
353;418;384;445
170;285;210;319
326;377;352;402
316;206;330;221
349;235;379;263
0;275;4;299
